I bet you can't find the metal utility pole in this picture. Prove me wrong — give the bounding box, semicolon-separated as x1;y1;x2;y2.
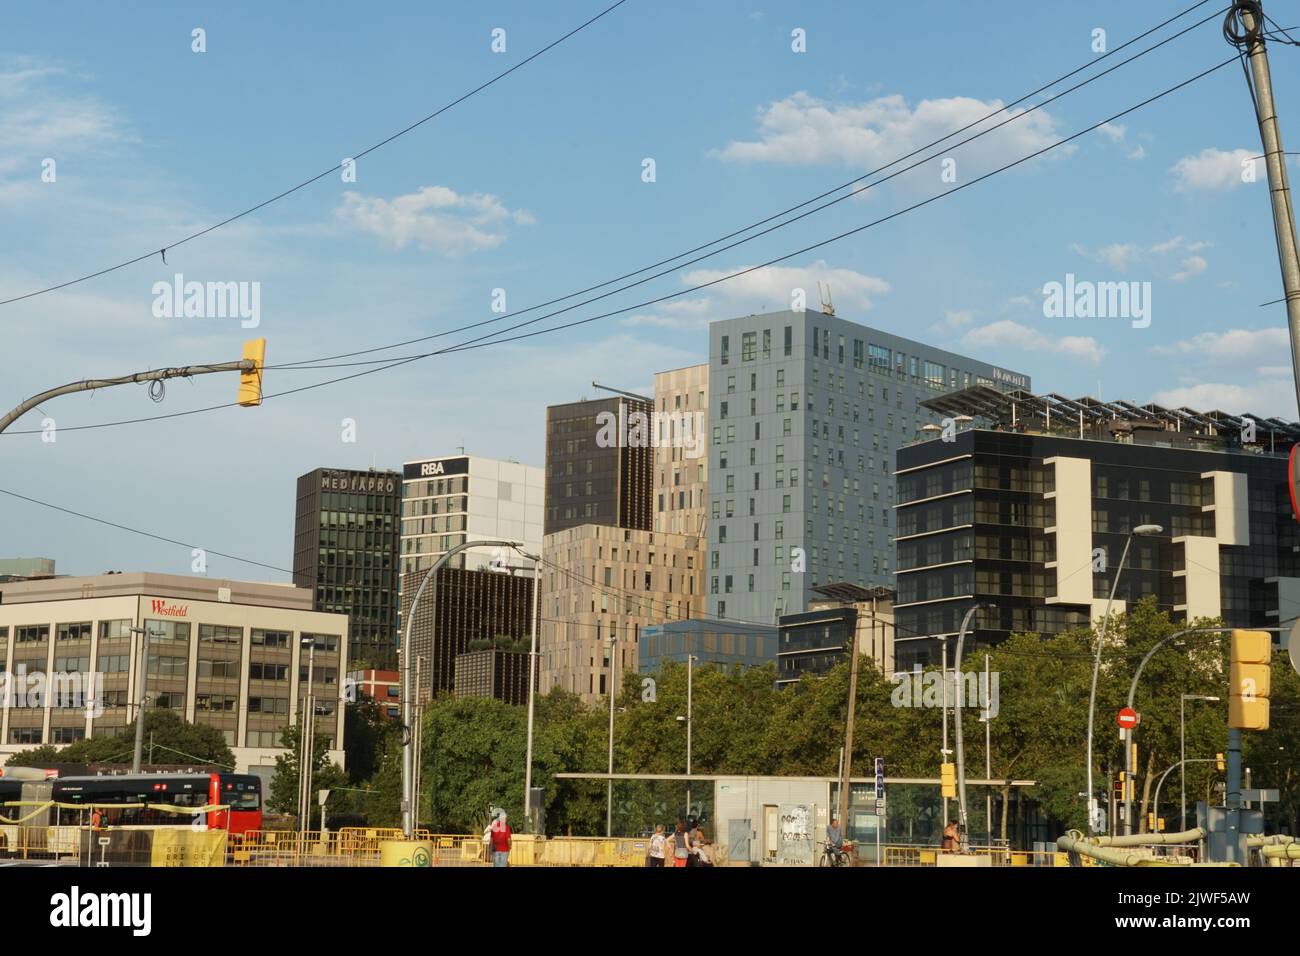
0;353;263;435
941;640;949;828
523;553;542;833
298;637;316;833
837;611;863;836
686;654;695;822
606;633;618;838
129;624;155;773
984;654;993;847
400;539;522;838
1227;1;1300;412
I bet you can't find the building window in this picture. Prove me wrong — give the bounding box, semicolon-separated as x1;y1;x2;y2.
784;325;792;356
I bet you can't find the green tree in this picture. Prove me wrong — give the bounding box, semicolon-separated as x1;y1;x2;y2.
3;710;235;769
268;723;347;827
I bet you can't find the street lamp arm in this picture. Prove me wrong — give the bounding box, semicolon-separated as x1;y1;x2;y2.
0;360;253;434
1126;626;1222;710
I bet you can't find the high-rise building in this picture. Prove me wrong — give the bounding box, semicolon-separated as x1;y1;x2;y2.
400;454;543;576
454;646;534;705
0;557;56;582
776;584;895;687
401;565;534;702
653;364;709;537
706;309;1029;625
538;524;705;701
638;618;778;674
0;572;348;773
545;395;653;536
893;386;1300;667
293;468;401;669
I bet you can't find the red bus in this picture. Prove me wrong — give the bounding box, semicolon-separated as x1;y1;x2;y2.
48;772;263;836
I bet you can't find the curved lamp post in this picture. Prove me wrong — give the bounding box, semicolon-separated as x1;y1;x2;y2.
1085;523;1162;834
401;538;522;838
953;602;993;851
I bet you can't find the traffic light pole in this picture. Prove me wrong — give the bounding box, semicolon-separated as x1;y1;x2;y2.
0;359;258;435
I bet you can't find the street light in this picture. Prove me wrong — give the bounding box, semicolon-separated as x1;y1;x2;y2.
1181;695;1220;831
676;654;697;823
128;625;152;773
606;632;618;838
298;635;316;834
953;602;993;851
1085;523;1162;833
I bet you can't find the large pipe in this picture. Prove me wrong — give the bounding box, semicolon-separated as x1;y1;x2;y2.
1091;827;1205;847
1057;829;1236;867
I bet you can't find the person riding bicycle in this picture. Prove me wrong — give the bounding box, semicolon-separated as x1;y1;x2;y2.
827;818;844;856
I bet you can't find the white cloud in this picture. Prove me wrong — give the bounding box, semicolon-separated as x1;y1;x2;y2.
1151;327;1288;362
1151;380;1296;418
1150;236;1183;254
336;186;534;254
1072;241;1139;272
1127;145;1146;161
1170;255;1207;281
678;260;890;311
621;297;716;330
1170;147;1258;191
0;59;131;204
928;309;974;337
960;319;1104;365
1098;122;1126;143
711;91;1065;179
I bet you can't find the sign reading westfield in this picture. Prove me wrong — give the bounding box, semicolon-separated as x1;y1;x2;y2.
149;599;189;618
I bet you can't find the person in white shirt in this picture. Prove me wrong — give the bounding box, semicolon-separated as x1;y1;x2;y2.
646;824;667;867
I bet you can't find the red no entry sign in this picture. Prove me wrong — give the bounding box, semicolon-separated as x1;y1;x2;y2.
1117;707;1139;730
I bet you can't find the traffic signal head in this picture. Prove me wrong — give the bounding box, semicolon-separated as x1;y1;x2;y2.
1229;629;1271;730
1216;752;1226;772
940;762;955;799
239;338;266;407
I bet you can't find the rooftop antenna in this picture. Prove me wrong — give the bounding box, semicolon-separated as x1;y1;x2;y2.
817;281;835;316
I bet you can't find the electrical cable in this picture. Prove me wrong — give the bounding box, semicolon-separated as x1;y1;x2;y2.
0;54;1240;438
0;0;631;308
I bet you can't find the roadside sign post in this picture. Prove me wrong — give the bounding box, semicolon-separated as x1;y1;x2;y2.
875;757;885;866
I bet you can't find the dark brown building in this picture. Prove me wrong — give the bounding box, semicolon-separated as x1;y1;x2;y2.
454;648;534;705
544;395;653;536
400;566;534;701
293;468;401;670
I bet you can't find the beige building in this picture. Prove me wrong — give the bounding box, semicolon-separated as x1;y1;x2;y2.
653;364;709;537
0;573;348;774
539;525;706;701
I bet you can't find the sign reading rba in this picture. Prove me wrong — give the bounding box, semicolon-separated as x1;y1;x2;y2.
403;457;469;481
149;598;189;618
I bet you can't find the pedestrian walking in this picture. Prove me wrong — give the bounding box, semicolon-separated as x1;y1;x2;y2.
671;819;692;868
645;824;667;868
942;820;958;853
490;810;512;867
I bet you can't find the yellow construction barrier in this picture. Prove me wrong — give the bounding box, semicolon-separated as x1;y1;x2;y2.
379;841;433;867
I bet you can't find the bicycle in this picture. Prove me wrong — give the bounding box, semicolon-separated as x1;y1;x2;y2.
817;840;853;867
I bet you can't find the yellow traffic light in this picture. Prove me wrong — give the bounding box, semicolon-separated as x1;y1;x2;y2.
239;338;266;407
1216;752;1226;772
1229;629;1271;730
940;762;955;799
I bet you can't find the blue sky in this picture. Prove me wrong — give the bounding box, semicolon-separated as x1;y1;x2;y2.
2;0;1298;579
